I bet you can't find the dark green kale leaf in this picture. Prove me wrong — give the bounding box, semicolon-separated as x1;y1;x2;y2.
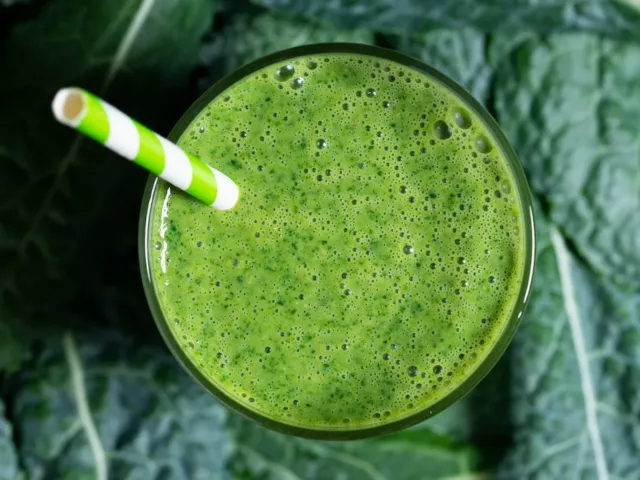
493;206;640;478
13;331;232;480
489;32;640;477
0;0;217;371
493;33;640;290
252;0;640;39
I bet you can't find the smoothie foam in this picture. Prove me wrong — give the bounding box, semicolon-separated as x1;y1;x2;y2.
147;53;526;430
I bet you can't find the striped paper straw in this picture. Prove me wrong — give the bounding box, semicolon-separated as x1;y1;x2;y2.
52;88;239;210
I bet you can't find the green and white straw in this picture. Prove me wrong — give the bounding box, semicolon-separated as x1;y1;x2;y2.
52;87;239;210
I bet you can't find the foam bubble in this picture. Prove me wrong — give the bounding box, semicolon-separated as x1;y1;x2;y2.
475;135;493;153
433;120;452;140
275;65;295;82
453;109;471;129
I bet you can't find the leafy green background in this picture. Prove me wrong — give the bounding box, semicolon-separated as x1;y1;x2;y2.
1;0;640;478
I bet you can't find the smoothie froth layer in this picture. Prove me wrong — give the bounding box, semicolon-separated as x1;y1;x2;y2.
148;53;526;430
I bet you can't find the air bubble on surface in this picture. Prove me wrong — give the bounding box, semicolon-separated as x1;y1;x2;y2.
475;135;493;153
453;109;471;129
433;120;452;140
275;65;295;81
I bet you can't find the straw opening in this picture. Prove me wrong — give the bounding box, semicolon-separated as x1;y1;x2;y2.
52;88;86;127
63;92;84;121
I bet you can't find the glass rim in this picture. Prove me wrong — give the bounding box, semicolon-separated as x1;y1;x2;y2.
139;42;536;440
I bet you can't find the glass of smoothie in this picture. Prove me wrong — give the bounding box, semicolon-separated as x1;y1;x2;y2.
139;43;535;440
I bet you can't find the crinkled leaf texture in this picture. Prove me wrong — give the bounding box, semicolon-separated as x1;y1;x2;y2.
494;209;640;479
13;331;232;480
493;33;640;290
490;33;640;478
253;0;640;38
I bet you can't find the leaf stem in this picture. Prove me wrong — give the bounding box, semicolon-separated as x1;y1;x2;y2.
551;228;609;480
64;332;108;480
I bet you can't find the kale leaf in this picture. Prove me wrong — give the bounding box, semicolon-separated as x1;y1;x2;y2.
253;0;640;39
13;331;232;479
0;0;217;371
493;33;640;290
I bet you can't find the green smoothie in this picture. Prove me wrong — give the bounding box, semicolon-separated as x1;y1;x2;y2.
146;52;527;432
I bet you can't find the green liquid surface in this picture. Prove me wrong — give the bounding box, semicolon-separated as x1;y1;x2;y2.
148;53;526;431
